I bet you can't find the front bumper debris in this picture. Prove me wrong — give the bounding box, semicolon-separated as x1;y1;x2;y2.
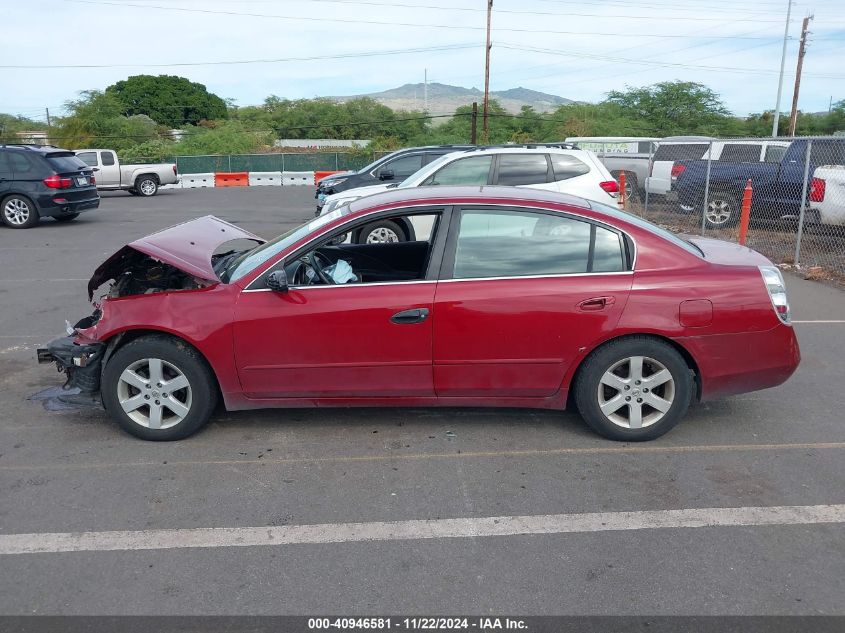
37;335;106;395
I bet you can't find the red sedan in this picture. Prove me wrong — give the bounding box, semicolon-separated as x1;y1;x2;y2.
38;186;800;441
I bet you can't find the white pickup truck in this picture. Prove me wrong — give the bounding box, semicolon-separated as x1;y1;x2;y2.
74;149;178;196
810;165;845;226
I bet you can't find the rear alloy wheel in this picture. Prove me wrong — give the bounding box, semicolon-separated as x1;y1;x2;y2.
136;176;158;197
101;335;217;440
54;213;79;223
357;219;406;244
575;337;692;441
2;195;39;229
704;193;739;230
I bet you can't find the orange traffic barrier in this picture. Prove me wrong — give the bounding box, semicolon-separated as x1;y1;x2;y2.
618;172;626;209
315;170;343;185
215;172;249;187
738;179;753;245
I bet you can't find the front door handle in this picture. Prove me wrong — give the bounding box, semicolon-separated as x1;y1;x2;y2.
578;296;614;311
391;308;430;324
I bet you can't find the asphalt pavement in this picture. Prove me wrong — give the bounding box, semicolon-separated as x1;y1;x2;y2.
0;186;843;615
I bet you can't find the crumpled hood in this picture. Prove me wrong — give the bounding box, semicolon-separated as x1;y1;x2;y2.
88;215;263;300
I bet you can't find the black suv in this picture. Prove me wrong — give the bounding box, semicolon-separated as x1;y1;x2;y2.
0;145;99;229
315;145;476;212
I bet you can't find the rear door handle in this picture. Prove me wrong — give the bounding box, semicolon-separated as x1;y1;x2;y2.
578;296;614;311
391;308;430;324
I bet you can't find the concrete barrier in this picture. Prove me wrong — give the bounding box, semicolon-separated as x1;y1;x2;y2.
282;171;315;186
248;171;283;186
181;173;215;188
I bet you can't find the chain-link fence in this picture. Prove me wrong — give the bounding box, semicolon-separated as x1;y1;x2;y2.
174;152;374;175
615;136;845;282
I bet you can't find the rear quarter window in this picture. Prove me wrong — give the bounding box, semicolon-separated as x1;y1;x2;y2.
653;144;709;161
718;144;762;162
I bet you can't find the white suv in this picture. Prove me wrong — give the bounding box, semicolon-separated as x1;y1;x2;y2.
320;147;620;226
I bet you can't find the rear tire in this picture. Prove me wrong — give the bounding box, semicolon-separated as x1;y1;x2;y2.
574;337;692;442
101;335;218;441
54;213;79;223
2;195;40;229
135;176;158;197
704;192;740;230
355;219;407;244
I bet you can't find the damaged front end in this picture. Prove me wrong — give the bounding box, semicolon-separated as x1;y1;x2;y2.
36;314;107;407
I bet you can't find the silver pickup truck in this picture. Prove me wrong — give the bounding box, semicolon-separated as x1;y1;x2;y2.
74;149;178;196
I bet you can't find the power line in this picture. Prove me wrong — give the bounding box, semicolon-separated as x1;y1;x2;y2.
0;43;479;69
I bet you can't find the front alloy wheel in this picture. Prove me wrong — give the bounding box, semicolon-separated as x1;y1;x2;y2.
102;335;217;440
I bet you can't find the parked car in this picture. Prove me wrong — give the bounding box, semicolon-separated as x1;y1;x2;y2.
566;136;659;200
38;186;799;442
74;149;178;196
0;144;99;229
320;147;620;243
809;165;845;226
674;138;845;229
315;145;477;212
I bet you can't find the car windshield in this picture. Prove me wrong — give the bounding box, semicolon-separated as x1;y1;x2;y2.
588;201;705;257
225;209;345;282
396;153;454;188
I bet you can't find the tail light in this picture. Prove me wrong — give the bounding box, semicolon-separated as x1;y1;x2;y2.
671;164;686;179
759;266;790;324
172;165;178;176
43;175;72;189
809;177;826;202
90;175;96;185
599;180;619;194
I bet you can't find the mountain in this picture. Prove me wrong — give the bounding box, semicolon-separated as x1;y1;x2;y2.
332;82;574;114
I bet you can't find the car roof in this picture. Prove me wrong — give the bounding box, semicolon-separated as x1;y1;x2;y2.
345;185;592;214
0;144;72;154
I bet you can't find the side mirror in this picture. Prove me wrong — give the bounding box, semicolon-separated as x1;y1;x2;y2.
378;169;395;181
266;269;288;292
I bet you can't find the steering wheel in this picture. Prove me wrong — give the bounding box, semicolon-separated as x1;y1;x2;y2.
307;251;336;285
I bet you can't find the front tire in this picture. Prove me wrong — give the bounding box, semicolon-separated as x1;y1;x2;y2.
101;335;218;441
574;337;692;441
2;195;40;229
135;176;158;197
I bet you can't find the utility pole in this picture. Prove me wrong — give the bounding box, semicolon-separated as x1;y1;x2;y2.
482;0;493;144
471;102;478;144
45;107;51;128
771;0;793;137
424;68;428;113
788;15;813;137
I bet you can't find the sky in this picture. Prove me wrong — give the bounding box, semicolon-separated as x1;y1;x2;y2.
2;0;844;122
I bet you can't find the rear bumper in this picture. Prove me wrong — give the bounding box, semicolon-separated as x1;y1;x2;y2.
36;194;100;217
680;323;800;401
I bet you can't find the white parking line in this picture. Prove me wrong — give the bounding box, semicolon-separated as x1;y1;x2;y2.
1;505;842;555
792;320;845;323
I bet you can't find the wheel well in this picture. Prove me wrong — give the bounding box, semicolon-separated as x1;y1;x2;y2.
135;173;159;185
102;330;222;398
566;333;702;408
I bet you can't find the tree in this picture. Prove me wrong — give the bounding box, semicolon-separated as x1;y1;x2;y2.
605;81;732;136
54;90;159;151
107;75;228;128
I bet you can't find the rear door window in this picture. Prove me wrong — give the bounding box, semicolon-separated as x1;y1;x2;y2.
496;154;550;186
653;144;709;161
718;144;762;162
0;152;11;179
7;152;41;178
76;152;98;167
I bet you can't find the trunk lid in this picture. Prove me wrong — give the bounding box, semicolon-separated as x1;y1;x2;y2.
685;235;773;267
88;215;263;299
